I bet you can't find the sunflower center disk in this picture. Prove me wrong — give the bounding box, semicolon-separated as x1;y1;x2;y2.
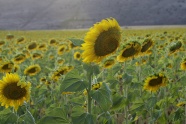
2;64;12;70
27;68;37;73
94;28;120;56
122;47;137;57
3;83;26;100
149;77;163;86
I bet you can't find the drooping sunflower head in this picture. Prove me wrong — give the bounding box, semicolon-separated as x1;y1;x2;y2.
16;37;25;44
74;51;81;60
51;66;69;82
13;54;26;64
176;101;186;107
32;53;43;60
6;34;14;40
49;39;58;46
57;45;67;55
140;38;153;54
24;64;41;76
0;41;5;46
27;42;37;51
180;59;186;70
169;41;182;55
143;73;167;92
0;73;31;110
117;41;141;62
0;61;14;73
82;18;121;63
102;59;115;69
57;59;65;65
38;43;47;51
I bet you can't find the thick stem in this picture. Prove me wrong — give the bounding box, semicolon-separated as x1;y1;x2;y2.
87;74;92;114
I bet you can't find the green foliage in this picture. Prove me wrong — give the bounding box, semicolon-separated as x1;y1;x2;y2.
0;109;17;124
91;83;112;111
69;38;84;46
60;69;87;92
72;113;95;124
37;107;70;124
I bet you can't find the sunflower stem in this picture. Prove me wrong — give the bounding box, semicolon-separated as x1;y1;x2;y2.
87;73;92;114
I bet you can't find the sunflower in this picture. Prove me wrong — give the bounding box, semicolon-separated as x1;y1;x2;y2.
140;38;153;55
169;41;182;55
24;64;41;76
176;101;186;107
0;41;5;46
51;66;69;81
81;18;121;63
0;61;14;73
180;59;186;70
102;59;115;69
57;59;65;65
143;73;167;92
57;45;66;55
16;37;25;44
49;39;58;46
27;42;37;51
32;53;43;60
6;34;14;40
0;73;31;110
38;43;47;51
117;41;141;62
40;77;47;83
74;51;81;60
13;65;20;72
83;82;103;95
13;54;26;64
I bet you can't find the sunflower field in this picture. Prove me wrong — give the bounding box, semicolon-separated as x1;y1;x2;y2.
0;18;186;124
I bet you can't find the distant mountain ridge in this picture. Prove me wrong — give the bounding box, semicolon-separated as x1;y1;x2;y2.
0;0;185;30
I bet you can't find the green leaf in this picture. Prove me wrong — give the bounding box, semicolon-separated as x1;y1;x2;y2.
106;79;119;89
69;38;84;46
123;73;132;84
111;94;126;110
60;69;87;92
146;97;157;109
130;103;144;113
18;109;36;124
83;63;100;76
112;64;122;75
179;75;186;86
37;116;69;124
72;113;95;124
0;109;17;123
91;83;112;111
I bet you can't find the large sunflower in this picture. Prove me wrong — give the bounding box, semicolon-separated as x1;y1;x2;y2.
117;41;141;62
143;73;167;92
0;73;31;110
24;64;41;76
81;18;121;63
0;61;14;73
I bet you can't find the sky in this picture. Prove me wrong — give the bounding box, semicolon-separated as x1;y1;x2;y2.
0;0;186;29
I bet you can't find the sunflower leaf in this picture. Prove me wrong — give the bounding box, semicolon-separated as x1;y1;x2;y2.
111;94;126;111
0;109;17;123
72;113;95;124
60;69;87;92
37;116;69;124
69;38;84;46
91;83;112;111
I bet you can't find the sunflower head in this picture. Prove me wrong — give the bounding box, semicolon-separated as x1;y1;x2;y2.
74;51;81;60
27;42;37;51
49;39;58;46
102;59;115;69
0;61;14;73
57;59;65;65
32;53;43;60
143;73;167;92
82;18;121;63
176;102;186;107
117;41;141;62
140;38;153;53
13;54;26;64
180;59;186;70
24;64;41;76
57;45;67;55
0;41;5;46
17;37;25;44
169;41;182;54
0;73;31;110
38;43;47;51
6;34;14;40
